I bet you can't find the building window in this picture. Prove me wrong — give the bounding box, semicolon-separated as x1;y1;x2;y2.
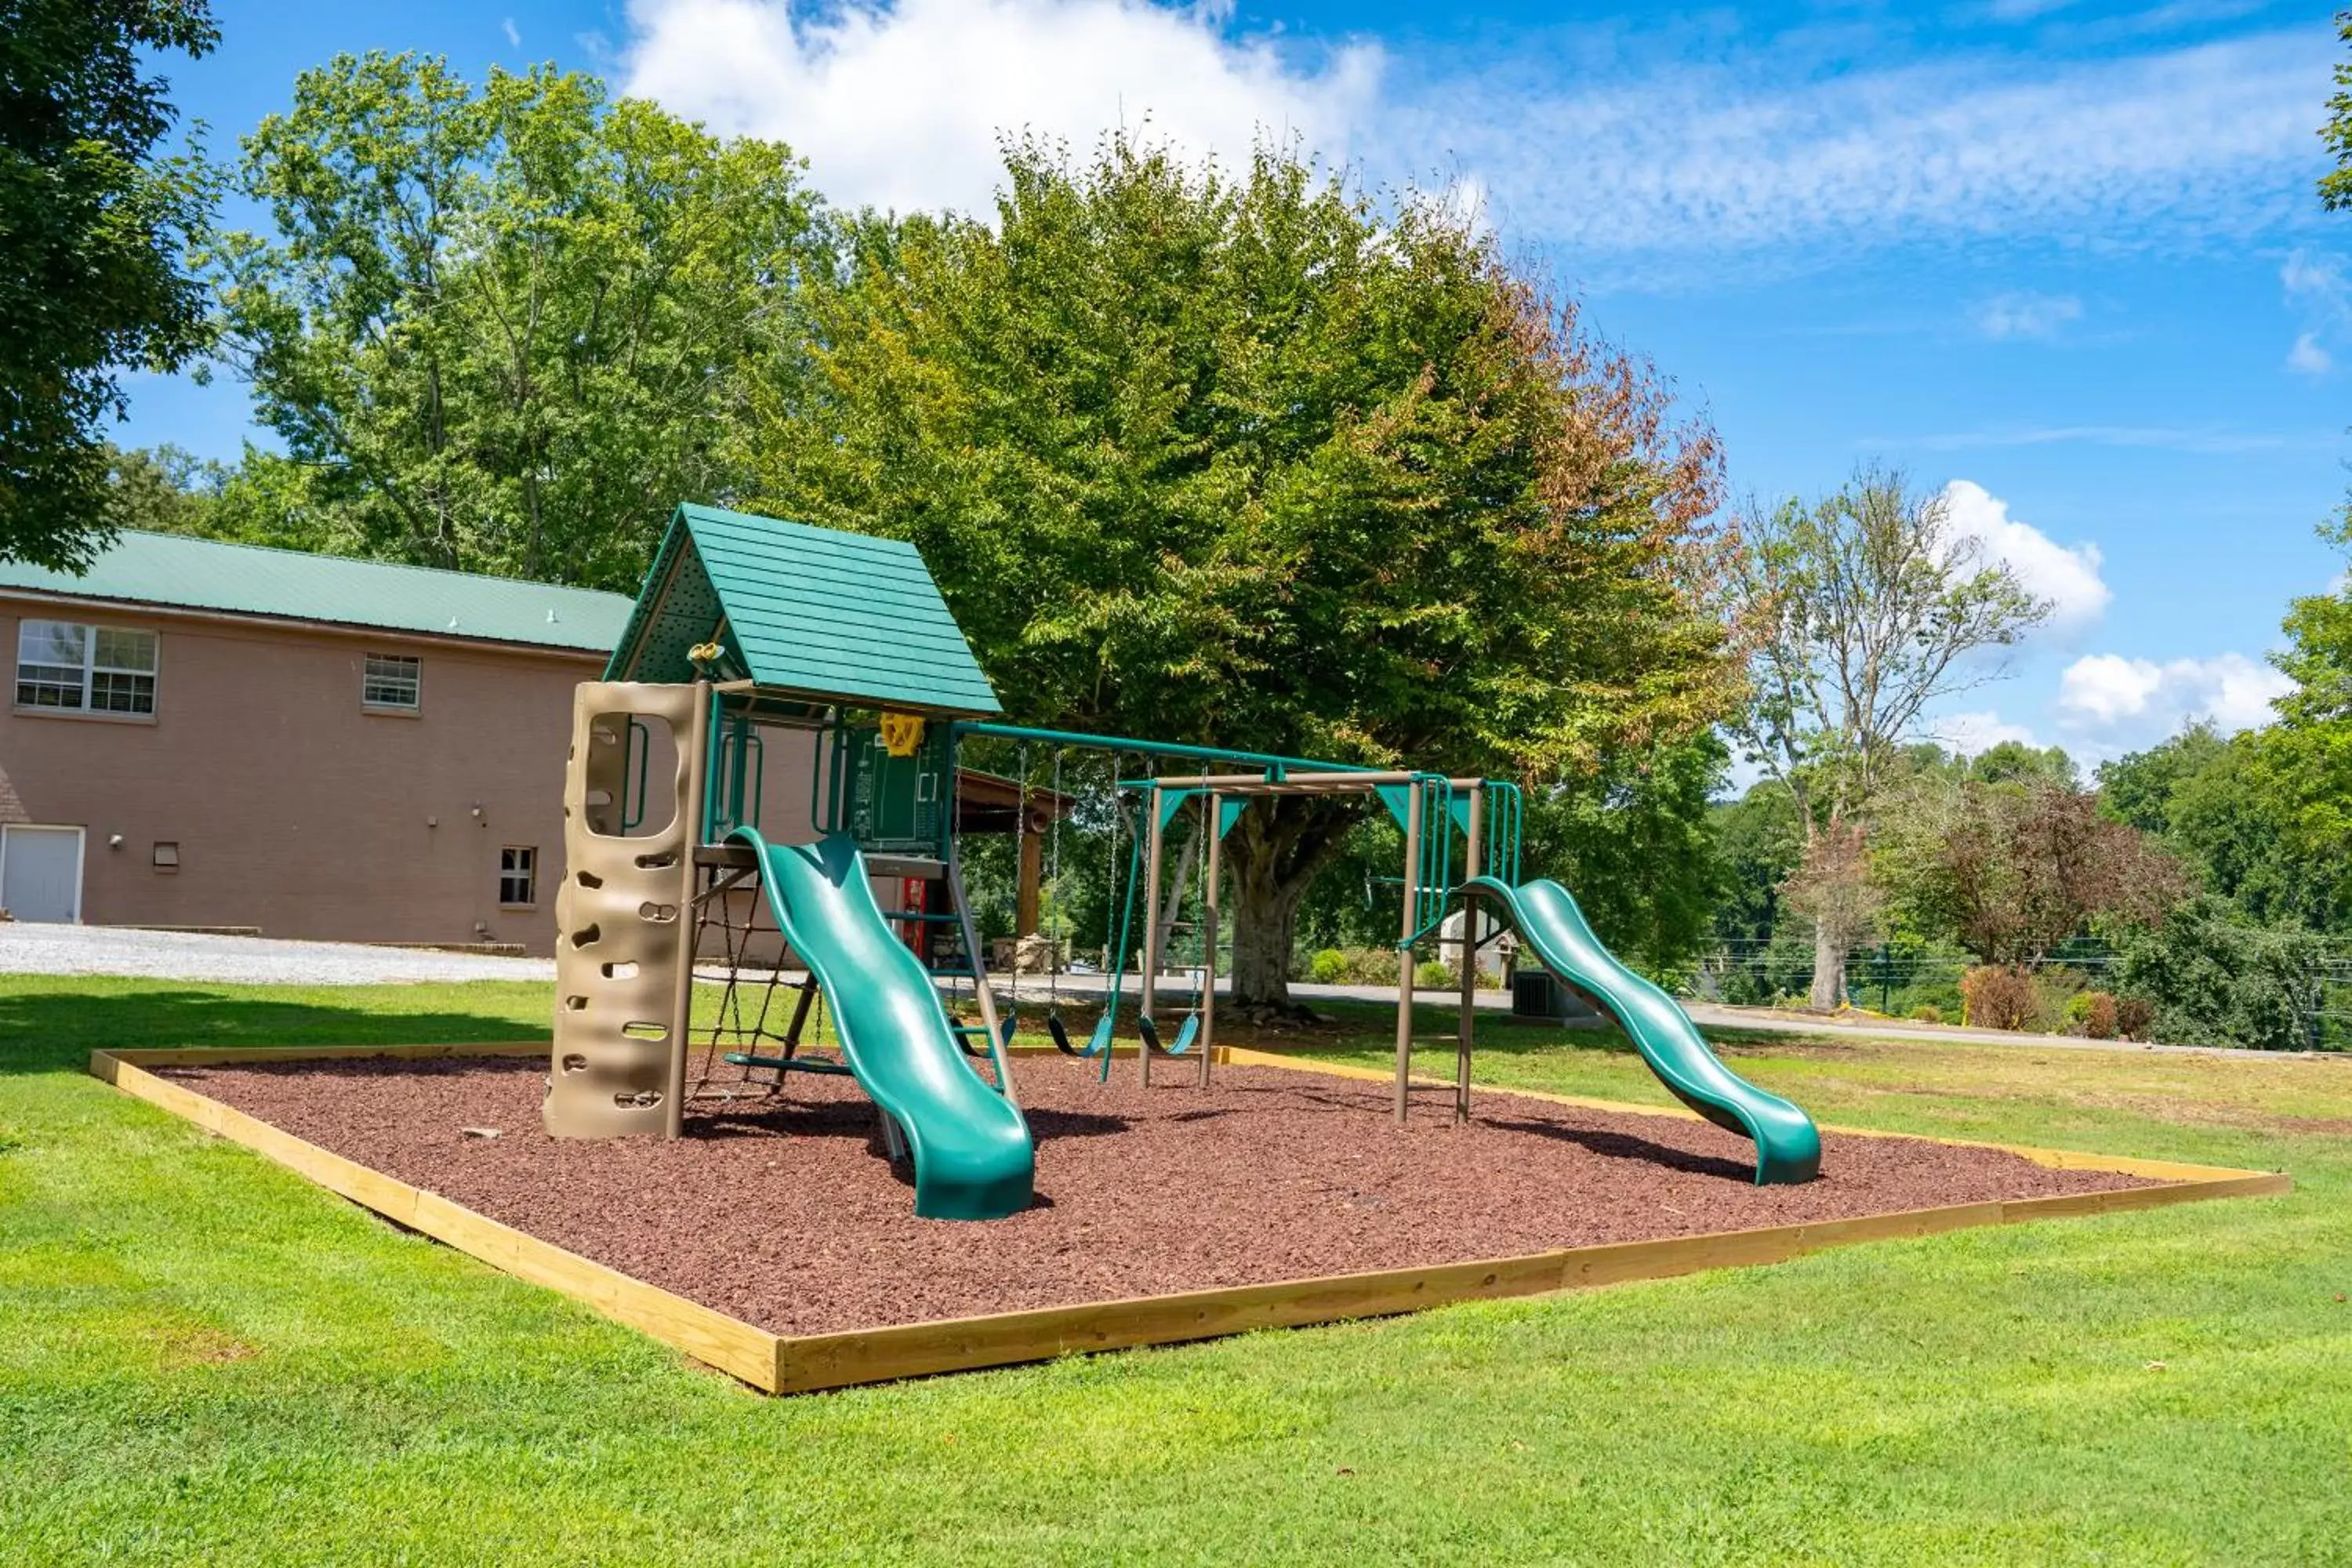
14;619;158;715
362;654;421;710
152;841;180;872
499;845;537;906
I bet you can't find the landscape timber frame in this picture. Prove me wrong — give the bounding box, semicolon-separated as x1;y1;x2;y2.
90;1042;2291;1396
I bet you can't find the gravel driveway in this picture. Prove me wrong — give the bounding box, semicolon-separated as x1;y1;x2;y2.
0;923;555;986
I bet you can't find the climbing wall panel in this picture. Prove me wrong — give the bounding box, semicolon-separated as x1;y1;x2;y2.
546;681;708;1139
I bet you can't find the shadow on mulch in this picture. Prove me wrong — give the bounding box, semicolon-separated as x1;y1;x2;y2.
1478;1114;1755;1183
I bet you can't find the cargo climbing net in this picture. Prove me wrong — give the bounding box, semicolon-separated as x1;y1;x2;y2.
683;856;847;1105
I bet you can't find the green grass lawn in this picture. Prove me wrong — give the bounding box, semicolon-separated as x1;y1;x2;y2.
5;975;2351;1565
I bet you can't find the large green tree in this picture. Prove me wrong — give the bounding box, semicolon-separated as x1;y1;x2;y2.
2319;8;2352;211
2099;725;2331;929
2223;521;2352;927
1515;733;1730;982
1727;467;2049;1009
206;53;820;588
100;442;225;535
749;137;1735;1010
1;0;217;571
1873;772;2184;968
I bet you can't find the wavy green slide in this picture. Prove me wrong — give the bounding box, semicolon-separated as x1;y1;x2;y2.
1467;876;1821;1185
729;829;1035;1220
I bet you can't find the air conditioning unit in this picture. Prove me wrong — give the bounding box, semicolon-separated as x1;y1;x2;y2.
1512;967;1604;1025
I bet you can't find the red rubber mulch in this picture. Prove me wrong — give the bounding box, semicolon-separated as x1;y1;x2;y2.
160;1053;2158;1336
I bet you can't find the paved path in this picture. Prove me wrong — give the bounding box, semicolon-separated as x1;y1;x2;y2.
0;924;554;986
1675;1001;2322;1059
988;972;2317;1060
2;927;2332;1061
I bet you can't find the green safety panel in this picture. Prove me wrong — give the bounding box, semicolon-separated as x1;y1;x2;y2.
1150;789;1249;838
840;724;952;855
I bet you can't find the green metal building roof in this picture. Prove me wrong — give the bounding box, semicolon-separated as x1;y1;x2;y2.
605;504;1002;717
0;530;635;653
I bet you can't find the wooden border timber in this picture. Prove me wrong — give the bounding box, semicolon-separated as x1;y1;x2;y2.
89;1043;2291;1396
89;1048;779;1387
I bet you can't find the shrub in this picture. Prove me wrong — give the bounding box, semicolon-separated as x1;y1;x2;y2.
1414;959;1456;989
2118;895;2324;1050
1959;965;2038;1032
2082;990;2118;1040
1308;949;1349;985
1909;1004;1944;1025
2062;990;2119;1039
2028;967;2090;1034
2115;996;2156;1041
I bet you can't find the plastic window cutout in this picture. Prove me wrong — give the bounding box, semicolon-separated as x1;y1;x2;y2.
620;1021;668;1041
601;960;640;980
586;709;680;841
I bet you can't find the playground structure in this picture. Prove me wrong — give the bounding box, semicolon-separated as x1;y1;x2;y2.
546;503;1822;1220
81;499;2302;1400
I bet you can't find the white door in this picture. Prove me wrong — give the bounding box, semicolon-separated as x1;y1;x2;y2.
1;826;84;922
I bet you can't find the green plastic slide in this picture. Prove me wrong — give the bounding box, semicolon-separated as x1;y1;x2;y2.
1467;876;1821;1185
729;828;1035;1220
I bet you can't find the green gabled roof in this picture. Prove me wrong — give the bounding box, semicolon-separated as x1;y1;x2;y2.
604;504;1001;717
0;530;634;653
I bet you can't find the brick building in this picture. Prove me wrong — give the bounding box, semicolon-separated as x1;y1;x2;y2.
0;532;633;951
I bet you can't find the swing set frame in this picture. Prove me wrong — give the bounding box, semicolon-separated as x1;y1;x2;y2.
959;720;1525;1123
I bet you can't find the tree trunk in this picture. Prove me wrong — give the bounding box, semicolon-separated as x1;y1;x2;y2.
1808;918;1848;1011
1153;828;1200;964
1222;800;1354;1020
1787;818;1876;1013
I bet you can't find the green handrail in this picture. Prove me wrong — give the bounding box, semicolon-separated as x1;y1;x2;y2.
1401;773;1455;949
622;717;651;833
1484;780;1523;885
699;684;724;844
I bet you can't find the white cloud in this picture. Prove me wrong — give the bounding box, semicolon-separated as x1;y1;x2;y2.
1883;424;2323;454
619;0;1381;216
617;6;2328;270
1976;291;2082;339
1940;480;2111;631
503;16;521;48
2056;651;2293;741
1389;30;2323;264
2282;248;2342;299
1932;710;2042;755
2282;248;2350;373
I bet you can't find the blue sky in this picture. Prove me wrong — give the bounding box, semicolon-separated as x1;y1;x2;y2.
125;0;2351;772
